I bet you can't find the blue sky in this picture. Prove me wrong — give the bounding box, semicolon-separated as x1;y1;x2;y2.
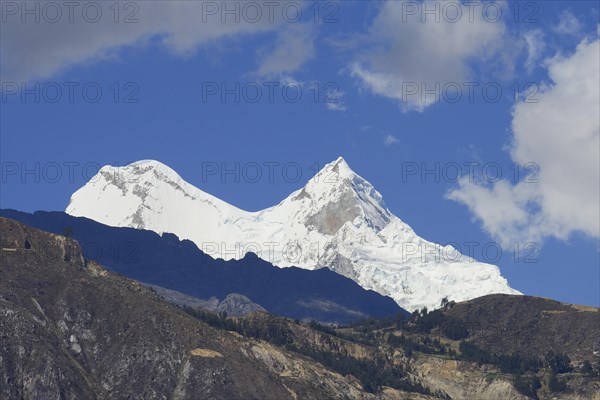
1;1;599;306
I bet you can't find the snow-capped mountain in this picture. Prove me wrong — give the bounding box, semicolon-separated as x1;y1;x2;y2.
66;158;520;311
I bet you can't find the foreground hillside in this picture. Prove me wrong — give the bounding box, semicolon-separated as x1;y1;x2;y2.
442;294;600;363
0;217;412;399
1;217;598;399
185;299;600;400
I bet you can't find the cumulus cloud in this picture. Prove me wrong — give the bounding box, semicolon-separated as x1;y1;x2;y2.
0;1;297;83
448;34;600;246
256;23;316;78
350;0;508;112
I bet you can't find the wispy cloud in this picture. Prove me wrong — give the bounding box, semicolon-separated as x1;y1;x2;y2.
0;2;296;83
384;135;399;146
256;23;316;78
523;29;546;74
554;10;582;35
325;90;346;112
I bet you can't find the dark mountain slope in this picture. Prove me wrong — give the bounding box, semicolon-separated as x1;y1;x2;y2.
0;209;405;324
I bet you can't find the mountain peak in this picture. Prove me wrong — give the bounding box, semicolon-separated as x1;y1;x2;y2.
318;156;355;179
282;157;392;235
332;156;349;168
129;159;172;170
300;157;364;196
118;160;183;183
66;159;244;232
304;157;382;203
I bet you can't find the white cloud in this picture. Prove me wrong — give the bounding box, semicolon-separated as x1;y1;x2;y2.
280;76;304;87
384;135;399;146
0;1;294;83
350;0;508;112
256;23;316;78
448;35;600;246
325;90;346;111
523;29;546;74
554;10;582;36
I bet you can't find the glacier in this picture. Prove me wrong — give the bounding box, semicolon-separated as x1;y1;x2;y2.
66;157;521;311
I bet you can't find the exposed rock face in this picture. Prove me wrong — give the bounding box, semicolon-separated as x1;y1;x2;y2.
145;284;266;317
411;357;526;400
306;186;362;235
0;217;411;400
216;293;266;316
